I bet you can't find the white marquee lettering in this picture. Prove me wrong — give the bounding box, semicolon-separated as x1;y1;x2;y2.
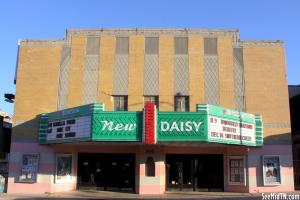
185;121;192;131
170;122;180;131
161;121;169;131
160;121;202;132
193;122;202;132
128;124;136;131
115;123;123;130
101;121;136;131
101;121;114;131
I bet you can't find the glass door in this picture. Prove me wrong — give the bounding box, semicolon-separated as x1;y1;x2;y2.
166;155;193;190
77;153;135;192
166;154;224;192
196;155;224;191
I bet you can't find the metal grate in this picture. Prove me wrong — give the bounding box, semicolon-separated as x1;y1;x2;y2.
144;55;159;95
204;55;219;105
57;45;71;110
113;55;129;95
233;48;245;111
174;55;189;95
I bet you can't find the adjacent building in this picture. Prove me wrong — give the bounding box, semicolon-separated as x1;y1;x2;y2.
8;29;293;194
0;111;12;192
289;85;300;189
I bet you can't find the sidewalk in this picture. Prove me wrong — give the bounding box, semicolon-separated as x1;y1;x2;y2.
0;190;278;200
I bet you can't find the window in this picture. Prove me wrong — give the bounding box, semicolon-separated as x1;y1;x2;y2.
262;155;281;185
56;154;72;183
145;156;155;177
19;154;39;183
174;37;188;54
113;96;128;111
204;38;218;55
228;157;245;185
174;96;189;112
144;96;159;110
116;37;129;54
145;37;159;55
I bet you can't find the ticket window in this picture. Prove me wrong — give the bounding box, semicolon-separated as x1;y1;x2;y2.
146;156;155;177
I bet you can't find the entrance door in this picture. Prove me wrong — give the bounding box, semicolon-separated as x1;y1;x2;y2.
166;154;223;192
166;155;193;190
77;153;135;192
196;155;224;191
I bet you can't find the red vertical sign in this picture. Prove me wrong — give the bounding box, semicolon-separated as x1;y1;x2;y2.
144;102;156;144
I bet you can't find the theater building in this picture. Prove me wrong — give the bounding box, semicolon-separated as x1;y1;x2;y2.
8;29;293;194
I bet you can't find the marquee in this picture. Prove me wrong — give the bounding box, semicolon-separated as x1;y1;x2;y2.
39;103;263;146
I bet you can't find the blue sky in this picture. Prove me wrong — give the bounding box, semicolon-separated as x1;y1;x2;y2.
0;0;299;115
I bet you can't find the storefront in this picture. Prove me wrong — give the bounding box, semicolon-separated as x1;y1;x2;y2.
77;153;135;191
12;102;261;194
166;154;224;191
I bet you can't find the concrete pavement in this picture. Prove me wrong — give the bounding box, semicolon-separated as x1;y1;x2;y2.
0;190;282;200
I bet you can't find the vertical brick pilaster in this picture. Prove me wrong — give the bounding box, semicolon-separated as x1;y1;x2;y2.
218;36;235;109
159;36;174;111
67;36;87;108
128;35;145;111
98;36;115;111
189;36;205;111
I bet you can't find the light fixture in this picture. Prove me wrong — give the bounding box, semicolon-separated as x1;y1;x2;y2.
4;93;15;103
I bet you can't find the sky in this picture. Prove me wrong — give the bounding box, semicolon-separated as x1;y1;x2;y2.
0;0;299;116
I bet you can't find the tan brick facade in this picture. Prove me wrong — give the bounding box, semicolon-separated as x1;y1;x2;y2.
67;36;86;108
13;29;291;142
243;46;291;143
128;35;145;111
13;45;61;141
159;36;174;111
218;36;235;109
97;35;115;111
14;45;61;122
188;36;204;111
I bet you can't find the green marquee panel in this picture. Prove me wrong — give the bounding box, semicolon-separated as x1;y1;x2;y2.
157;112;208;142
38;103;263;146
92;111;142;141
